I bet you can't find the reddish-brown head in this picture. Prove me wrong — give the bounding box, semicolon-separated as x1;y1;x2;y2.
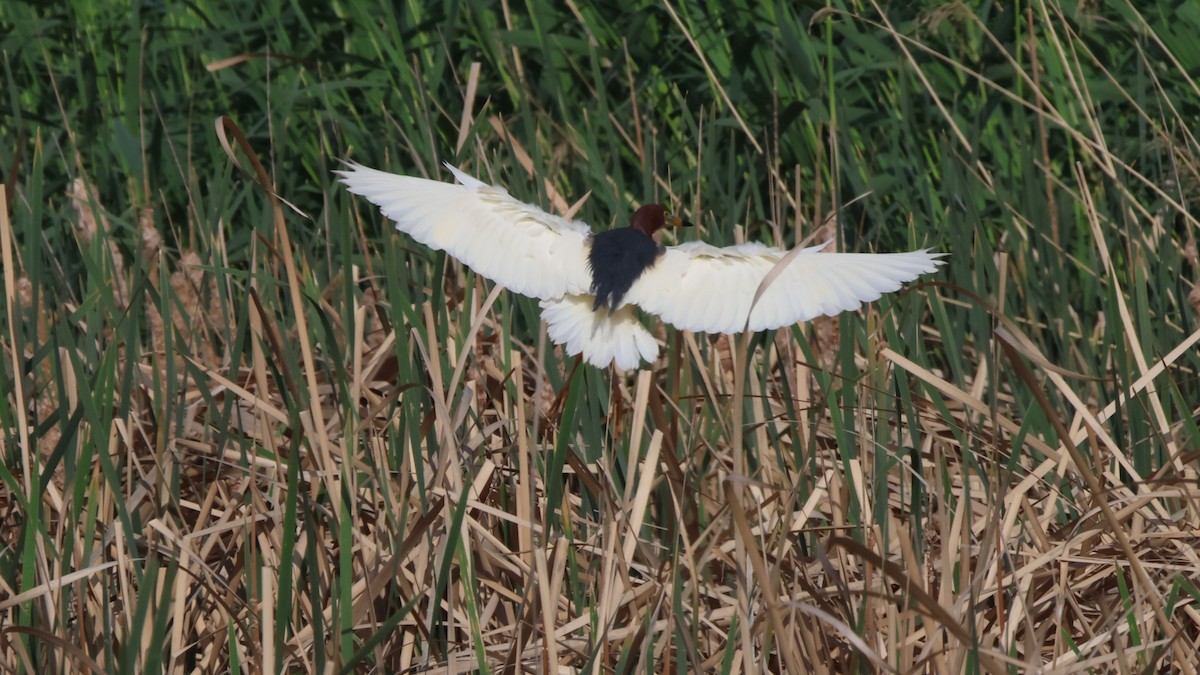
630;204;693;237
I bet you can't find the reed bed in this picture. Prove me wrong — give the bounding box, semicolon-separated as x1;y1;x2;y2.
3;1;1200;672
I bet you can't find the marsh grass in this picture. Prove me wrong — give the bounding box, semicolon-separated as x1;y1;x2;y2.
3;0;1200;672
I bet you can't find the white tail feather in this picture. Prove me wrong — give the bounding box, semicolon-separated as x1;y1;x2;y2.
540;296;658;370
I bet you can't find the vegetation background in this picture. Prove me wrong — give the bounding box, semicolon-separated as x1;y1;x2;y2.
2;0;1200;672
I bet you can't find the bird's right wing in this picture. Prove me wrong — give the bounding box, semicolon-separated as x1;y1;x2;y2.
336;162;594;300
624;240;945;334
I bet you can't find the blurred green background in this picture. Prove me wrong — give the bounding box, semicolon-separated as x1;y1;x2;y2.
4;0;1200;671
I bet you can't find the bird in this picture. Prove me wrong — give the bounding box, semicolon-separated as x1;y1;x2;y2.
336;161;945;370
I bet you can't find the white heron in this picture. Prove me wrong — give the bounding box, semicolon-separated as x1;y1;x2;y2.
337;162;945;370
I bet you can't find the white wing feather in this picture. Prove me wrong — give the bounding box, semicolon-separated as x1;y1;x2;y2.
624;240;945;334
335;162;593;301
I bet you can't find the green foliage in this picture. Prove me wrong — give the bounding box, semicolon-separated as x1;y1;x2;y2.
3;0;1200;672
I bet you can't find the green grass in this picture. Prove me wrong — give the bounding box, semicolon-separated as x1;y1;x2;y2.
3;0;1200;672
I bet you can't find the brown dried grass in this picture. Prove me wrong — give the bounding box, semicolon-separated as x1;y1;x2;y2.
6;162;1200;672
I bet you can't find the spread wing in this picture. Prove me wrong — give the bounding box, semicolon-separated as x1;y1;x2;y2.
623;240;945;334
336;162;593;300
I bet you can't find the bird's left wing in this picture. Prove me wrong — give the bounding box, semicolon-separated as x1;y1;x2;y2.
336;162;594;300
623;240;945;334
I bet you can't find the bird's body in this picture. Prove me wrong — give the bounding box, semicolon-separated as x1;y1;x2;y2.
337;161;946;370
588;227;662;311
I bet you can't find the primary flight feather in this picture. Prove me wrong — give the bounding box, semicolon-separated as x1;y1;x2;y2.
336;162;945;370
